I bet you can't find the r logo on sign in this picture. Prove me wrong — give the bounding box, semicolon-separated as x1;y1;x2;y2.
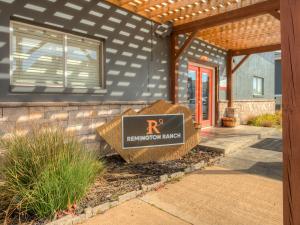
146;119;163;135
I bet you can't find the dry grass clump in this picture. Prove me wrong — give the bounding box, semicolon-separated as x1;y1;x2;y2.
0;128;103;222
247;111;282;128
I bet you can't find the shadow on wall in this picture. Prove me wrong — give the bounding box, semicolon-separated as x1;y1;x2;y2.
0;0;169;102
0;103;148;157
176;34;227;102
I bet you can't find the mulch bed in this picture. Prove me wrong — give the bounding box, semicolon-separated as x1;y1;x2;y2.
78;146;221;212
4;147;221;224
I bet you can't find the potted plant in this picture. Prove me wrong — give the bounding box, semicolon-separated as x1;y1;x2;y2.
194;122;202;129
222;117;237;127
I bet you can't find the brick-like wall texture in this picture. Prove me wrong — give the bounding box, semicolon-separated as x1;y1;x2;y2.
218;100;276;125
0;102;148;156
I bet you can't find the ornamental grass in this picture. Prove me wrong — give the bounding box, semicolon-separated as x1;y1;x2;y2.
247;111;282;128
0;128;103;222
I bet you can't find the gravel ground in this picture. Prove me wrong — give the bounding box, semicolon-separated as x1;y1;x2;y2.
78;147;221;211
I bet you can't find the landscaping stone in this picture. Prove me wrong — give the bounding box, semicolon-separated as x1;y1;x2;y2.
79;148;220;211
170;172;185;179
136;190;143;196
84;207;94;218
110;201;119;208
54;215;73;225
184;166;194;173
93;202;110;214
118;191;137;203
71;214;87;225
142;184;149;192
192;161;205;170
160;174;169;182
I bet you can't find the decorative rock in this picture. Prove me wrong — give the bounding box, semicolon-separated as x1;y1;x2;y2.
118;191;137;203
142;184;149;192
192;161;205;170
84;207;94;218
144;181;164;192
184;166;194;173
93;202;110;214
160;174;169;182
54;215;73;225
136;190;143;196
97;100;200;163
47;220;60;225
209;158;215;163
110;200;119;208
170;172;184;179
71;214;87;225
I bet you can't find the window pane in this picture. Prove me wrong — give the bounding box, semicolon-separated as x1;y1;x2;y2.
253;77;257;93
187;70;196;119
257;78;262;94
202;72;209;120
253;77;264;96
11;22;64;87
187;70;196;101
66;35;101;88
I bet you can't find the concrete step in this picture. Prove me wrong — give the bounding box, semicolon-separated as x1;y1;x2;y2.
198;125;280;155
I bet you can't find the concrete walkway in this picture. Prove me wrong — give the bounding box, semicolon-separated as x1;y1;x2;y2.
199;125;279;155
83;129;283;225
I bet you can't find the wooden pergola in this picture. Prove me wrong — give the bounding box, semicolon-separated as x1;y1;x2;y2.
106;0;300;224
106;0;281;106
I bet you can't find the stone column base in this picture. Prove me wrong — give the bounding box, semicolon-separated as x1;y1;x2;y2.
225;107;240;125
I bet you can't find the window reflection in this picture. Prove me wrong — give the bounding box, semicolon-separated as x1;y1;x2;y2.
187;70;196;119
202;72;209;120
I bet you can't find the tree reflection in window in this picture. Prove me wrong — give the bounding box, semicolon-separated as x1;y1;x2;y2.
187;70;196;117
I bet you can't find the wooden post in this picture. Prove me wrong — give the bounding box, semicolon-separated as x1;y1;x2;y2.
170;33;178;103
226;50;233;107
170;32;198;104
281;1;300;225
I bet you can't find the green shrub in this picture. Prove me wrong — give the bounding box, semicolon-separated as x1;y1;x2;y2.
0;129;103;220
247;112;282;127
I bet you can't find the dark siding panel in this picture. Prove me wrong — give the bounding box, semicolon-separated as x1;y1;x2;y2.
275;59;282;95
0;0;169;102
177;36;227;103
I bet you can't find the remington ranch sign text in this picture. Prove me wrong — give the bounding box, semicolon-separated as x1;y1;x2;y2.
122;114;185;149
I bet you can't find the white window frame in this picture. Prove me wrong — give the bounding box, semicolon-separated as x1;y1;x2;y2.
253;76;264;97
9;20;106;94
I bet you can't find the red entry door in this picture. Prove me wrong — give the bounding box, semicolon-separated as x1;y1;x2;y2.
187;65;213;127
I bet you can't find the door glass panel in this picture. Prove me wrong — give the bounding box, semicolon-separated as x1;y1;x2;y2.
202;72;209;120
187;70;196;119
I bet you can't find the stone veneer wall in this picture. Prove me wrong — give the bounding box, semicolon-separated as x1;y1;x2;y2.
0;102;148;157
218;100;276;125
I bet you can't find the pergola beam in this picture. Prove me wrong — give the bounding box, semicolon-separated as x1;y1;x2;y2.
170;30;199;103
175;31;198;61
232;44;281;56
270;10;280;20
232;55;251;74
173;0;280;34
